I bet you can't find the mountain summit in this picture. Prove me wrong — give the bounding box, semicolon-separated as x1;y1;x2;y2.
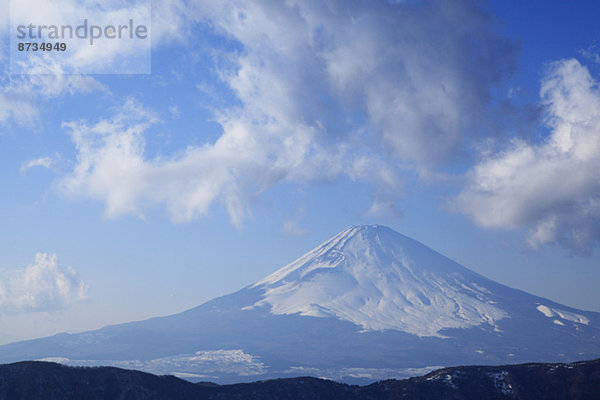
249;225;507;336
0;225;598;383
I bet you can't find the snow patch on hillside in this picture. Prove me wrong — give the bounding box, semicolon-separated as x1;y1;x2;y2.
537;305;589;325
488;370;512;395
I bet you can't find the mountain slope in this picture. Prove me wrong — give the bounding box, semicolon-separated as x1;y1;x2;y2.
0;225;598;383
249;225;509;336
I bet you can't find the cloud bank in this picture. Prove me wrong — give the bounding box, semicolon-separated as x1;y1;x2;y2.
0;253;87;314
59;0;514;226
455;59;600;252
9;0;598;253
195;0;513;169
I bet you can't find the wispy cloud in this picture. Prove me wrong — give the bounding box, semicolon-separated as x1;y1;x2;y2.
0;253;87;314
20;156;56;175
282;219;307;238
0;65;105;126
454;59;600;253
0;90;39;125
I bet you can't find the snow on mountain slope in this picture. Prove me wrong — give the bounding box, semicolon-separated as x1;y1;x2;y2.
248;225;507;337
536;304;589;325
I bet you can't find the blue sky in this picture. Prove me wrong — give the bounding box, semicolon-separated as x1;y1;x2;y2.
0;0;600;345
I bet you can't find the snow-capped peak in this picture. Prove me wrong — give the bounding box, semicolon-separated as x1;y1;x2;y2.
249;225;508;337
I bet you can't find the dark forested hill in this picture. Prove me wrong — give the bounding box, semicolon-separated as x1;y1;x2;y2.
0;358;599;400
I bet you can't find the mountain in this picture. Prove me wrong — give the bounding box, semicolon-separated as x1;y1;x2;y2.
250;225;509;336
1;359;599;400
0;225;598;383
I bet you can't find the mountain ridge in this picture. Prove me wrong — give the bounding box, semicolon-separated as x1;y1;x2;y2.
0;358;599;399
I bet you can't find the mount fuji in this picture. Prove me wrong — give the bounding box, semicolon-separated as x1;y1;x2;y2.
0;225;598;383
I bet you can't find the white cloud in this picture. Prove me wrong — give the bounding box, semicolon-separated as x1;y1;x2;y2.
579;45;600;65
25;67;106;98
0;253;87;314
0;63;105;126
150;0;191;45
57;0;515;226
59;98;347;227
0;90;39;125
455;59;600;252
282;220;307;238
0;0;134;126
365;194;404;220
20;156;56;175
193;0;514;170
